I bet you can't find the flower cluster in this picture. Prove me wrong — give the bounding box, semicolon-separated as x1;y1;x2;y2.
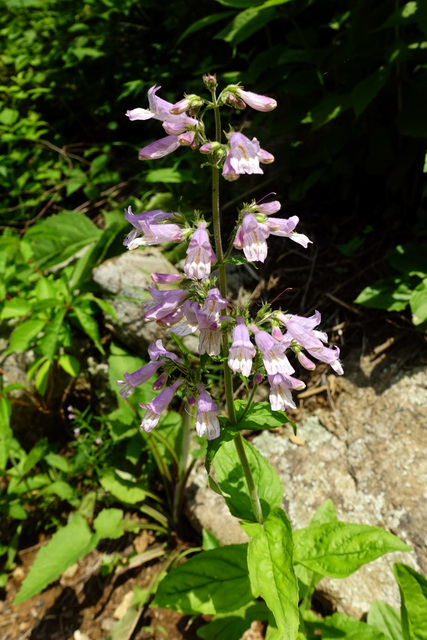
119;78;343;441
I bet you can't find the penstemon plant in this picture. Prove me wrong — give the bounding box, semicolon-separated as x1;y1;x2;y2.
119;75;411;639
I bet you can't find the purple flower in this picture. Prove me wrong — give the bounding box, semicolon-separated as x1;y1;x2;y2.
200;287;228;322
167;300;201;336
195;385;220;440
236;88;277;112
148;339;182;362
151;272;184;284
123;206;182;249
250;325;294;376
268;372;305;411
266;215;311;249
234;213;270;263
138;136;181;161
184;222;217;280
222;132;269;181
257;200;281;215
139;379;184;433
116;360;165;399
228;317;256;377
95;437;103;445
178;131;195;146
142;287;188;322
127;85;197;127
73;428;80;437
152;371;168;390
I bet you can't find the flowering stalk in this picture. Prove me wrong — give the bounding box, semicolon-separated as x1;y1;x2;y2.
210;84;264;524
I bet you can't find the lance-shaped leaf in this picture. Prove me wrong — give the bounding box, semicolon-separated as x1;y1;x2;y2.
303;611;389;639
294;522;411;578
367;600;404;640
242;508;299;640
393;563;427;640
214;437;283;521
152;544;252;615
197;601;269;640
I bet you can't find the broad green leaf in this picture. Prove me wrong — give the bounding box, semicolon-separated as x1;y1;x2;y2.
0;298;31;319
0;396;12;436
177;11;234;44
7;318;47;354
100;470;155;504
410;279;427;325
214;437;283;521
25;212;101;270
205;422;238;474
388;244;427;277
44;452;72;473
310;499;338;526
294;523;411;578
70;222;123;289
215;7;277;45
355;278;412;311
58;353;80;377
144;167;195;183
197;601;269;640
93;508;125;540
242;508;299;639
39;481;77;502
202;528;221;550
13;513;97;604
0;108;19;126
19;438;50;475
153;545;252;614
40;308;66;361
303;611;388;639
71;306;105;354
393;563;427;640
235;400;293;431
0;501;27;520
368;601;404;640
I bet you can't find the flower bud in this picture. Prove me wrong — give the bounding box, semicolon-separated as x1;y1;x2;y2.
170;97;191;115
187;395;196;407
203;73;217;90
152;371;168;390
178;131;195;146
253;373;263;384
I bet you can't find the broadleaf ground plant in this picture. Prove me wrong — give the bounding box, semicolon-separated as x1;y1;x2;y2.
92;75;416;638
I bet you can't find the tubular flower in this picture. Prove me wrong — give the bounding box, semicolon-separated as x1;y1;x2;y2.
195;385;220;440
268;373;306;411
139;379;184;433
236;88;277;112
138;136;181;160
228;317;256;377
147;339;182;362
123;206;182;249
249;325;294;376
184;222;217;280
276;311;344;375
236;213;270;263
200;287;228;322
142;287;188;322
167;300;201;336
222;132;274;181
266;215;311;249
116;360;165;400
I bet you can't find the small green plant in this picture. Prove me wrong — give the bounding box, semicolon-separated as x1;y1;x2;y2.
355;243;427;326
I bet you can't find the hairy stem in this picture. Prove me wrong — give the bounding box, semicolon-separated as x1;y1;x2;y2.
210;90;263;524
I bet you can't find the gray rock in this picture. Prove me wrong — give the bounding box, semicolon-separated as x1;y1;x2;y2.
186;357;427;617
92;249;181;355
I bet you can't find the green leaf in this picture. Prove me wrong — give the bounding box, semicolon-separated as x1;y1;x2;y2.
40;481;77;502
35;358;52;395
177;11;234;44
202;528;222;550
0;298;31;319
294;522;411;579
310;499;338;526
393;563;427;640
57;353;80;377
303;611;388;639
355;278;412;311
205;423;238;474
388;244;427;277
0;108;20;126
144;167;195;183
214;437;283;521
410;279;427;325
235;400;293;431
367;601;404;640
40;308;66;361
25;212;101;270
153;545;253;614
215;7;277;45
242;508;299;639
93;508;125;540
71;306;105;354
70;222;123;289
44;452;72;473
7;318;47;354
197;601;269;640
13;513;97;604
100;470;155;504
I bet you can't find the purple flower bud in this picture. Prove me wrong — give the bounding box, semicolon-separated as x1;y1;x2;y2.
95;437;102;445
199;142;214;154
178;131;195;146
257;148;275;164
152;371;168;390
257;200;281;215
68;413;75;420
236;88;277;112
187;395;196;407
170;97;191;115
162;121;187;135
254;373;263;384
67;404;74;412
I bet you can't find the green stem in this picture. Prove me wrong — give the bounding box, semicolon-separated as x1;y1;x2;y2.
210;89;263;524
